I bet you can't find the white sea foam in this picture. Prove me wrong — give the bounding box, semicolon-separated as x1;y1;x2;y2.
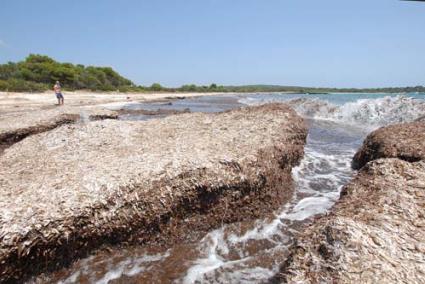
183;230;228;284
97;251;170;284
285;195;337;221
239;95;425;128
179;143;356;283
58;251;170;284
328;96;425;127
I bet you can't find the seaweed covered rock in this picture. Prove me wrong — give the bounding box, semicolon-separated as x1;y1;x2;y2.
352;121;425;169
276;158;425;283
0;104;306;282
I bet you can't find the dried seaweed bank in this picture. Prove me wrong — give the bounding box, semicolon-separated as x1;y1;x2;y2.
0;106;118;152
0;104;306;283
274;122;425;283
353;121;425;169
116;107;191;116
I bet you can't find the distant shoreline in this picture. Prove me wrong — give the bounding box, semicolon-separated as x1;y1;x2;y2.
1;90;423;115
2;55;424;94
2;90;423;95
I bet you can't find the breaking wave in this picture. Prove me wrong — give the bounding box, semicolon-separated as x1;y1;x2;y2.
240;95;425;129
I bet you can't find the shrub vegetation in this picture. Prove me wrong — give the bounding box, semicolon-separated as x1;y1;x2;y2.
1;54;424;94
0;54;134;92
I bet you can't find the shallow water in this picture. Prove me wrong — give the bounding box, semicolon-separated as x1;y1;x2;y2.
117;95;243;121
39;93;425;284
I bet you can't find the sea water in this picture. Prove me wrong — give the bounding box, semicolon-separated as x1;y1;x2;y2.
44;93;424;284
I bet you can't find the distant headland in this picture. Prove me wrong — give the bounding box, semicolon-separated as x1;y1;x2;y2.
1;54;424;94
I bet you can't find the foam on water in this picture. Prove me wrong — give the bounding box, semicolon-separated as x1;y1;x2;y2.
183;230;229;284
57;251;170;284
239;94;425;129
96;252;169;283
177;120;360;283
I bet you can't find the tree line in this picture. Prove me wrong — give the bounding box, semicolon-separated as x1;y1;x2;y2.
0;54;134;92
0;54;424;94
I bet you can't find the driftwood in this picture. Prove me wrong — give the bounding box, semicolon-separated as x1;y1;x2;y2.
0;104;306;283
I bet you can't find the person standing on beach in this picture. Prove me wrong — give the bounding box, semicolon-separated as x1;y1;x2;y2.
53;81;64;105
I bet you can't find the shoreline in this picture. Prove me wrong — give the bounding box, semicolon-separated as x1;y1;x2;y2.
2;90;420;116
0;91;228;113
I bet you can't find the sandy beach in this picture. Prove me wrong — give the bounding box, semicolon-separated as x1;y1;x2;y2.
0;91;239;154
0;91;227;114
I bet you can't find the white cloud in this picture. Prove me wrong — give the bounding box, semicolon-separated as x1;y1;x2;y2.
0;40;7;48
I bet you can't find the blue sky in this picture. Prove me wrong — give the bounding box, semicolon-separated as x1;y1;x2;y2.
0;0;424;88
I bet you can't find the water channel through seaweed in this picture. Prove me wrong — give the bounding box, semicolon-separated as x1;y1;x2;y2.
33;93;425;283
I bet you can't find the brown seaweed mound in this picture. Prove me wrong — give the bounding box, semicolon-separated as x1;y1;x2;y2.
0;106;118;153
0;104;306;282
352;121;425;169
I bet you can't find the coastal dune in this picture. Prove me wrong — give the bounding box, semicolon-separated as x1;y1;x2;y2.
0;104;307;282
275;121;425;283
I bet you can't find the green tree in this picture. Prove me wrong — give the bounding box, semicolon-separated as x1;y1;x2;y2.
150;83;163;91
0;54;135;92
